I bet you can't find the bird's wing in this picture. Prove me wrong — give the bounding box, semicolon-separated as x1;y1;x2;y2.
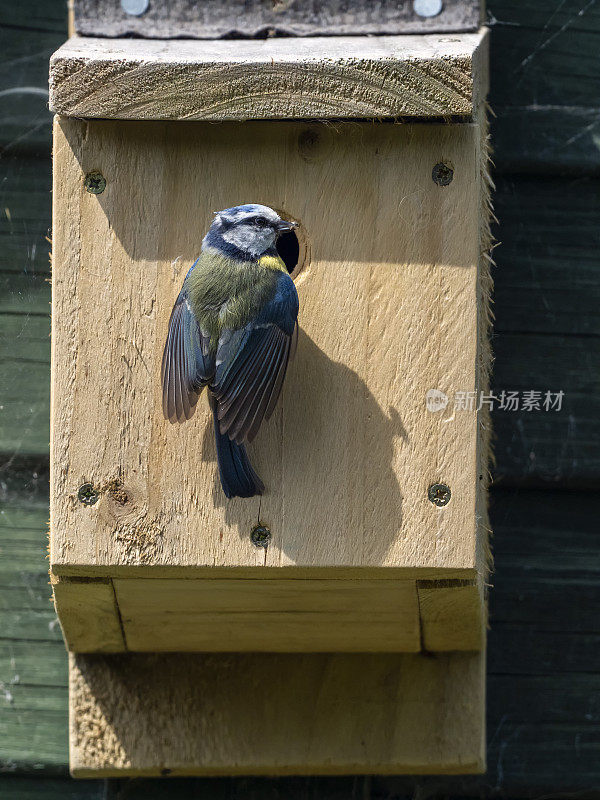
161;276;213;423
211;272;299;445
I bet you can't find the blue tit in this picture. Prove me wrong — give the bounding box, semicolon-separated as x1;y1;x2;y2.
162;204;299;499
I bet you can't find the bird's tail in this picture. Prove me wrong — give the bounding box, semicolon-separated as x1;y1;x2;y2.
210;396;264;499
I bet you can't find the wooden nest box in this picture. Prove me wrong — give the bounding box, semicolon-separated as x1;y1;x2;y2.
49;0;491;778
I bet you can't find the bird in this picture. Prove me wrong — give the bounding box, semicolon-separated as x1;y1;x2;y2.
161;204;299;499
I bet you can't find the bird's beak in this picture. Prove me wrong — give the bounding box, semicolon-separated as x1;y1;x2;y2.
277;219;298;233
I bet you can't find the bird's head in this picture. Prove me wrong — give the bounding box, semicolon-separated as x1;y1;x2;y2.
204;204;296;258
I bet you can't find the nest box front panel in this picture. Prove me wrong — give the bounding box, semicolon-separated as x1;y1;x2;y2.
51;117;482;578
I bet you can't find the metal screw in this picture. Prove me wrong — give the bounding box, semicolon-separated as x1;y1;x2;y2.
250;524;271;548
432;162;454;186
428;483;451;507
78;483;99;506
413;0;443;17
121;0;149;15
84;171;106;194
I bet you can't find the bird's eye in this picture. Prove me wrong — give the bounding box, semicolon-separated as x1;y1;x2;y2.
254;217;269;228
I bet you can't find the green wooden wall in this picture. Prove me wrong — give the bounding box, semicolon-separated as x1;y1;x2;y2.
1;1;598;796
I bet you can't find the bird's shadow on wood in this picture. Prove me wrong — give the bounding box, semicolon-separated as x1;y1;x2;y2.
200;330;407;564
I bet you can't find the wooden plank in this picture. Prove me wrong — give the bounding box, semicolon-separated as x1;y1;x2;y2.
492;333;600;485
5;167;600;481
50;118;487;583
42;0;600;174
4;479;600;789
489;1;600;113
492;107;600;176
489;179;600;486
0;154;52;456
417;581;483;651
0;462;69;774
0;4;65;154
0;680;68;772
493;575;600;632
490;487;600;577
371;724;600;795
3;0;600;790
113;578;421;652
488;0;600;174
0;778;104;799
69;650;485;776
73;0;481;38
0;360;50;456
3;337;597;486
48;32;489;121
51;577;126;653
493;176;600;336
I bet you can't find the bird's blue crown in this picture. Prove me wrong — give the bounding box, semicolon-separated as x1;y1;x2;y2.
203;204;292;261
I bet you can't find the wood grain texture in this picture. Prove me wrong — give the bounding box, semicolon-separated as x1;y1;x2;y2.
73;0;481;38
4;0;600;793
418;581;483;651
5;167;600;482
51;577;125;653
113;578;422;652
69;650;485;776
50;117;487;581
48;32;488;121
4;475;600;791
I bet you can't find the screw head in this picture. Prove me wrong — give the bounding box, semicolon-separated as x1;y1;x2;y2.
428;483;451;507
121;0;149;15
432;162;454;186
78;483;99;506
413;0;443;17
250;524;271;548
84;171;106;194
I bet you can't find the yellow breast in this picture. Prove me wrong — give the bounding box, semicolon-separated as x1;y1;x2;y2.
258;254;287;273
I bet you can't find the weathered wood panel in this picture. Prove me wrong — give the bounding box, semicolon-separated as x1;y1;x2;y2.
49;33;489;121
52;578;126;653
69;650;485;776
4;483;600;790
0;3;65;154
51;118;486;584
0;153;52;455
490;0;600;174
73;0;481;38
10;0;600;171
493;177;600;336
112;578;423;652
0;466;68;773
8;0;600;165
489;1;600;112
493;107;600;176
492;333;600;484
0;778;104;799
2;0;600;793
0;156;53;277
4;170;600;480
4;163;600;484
